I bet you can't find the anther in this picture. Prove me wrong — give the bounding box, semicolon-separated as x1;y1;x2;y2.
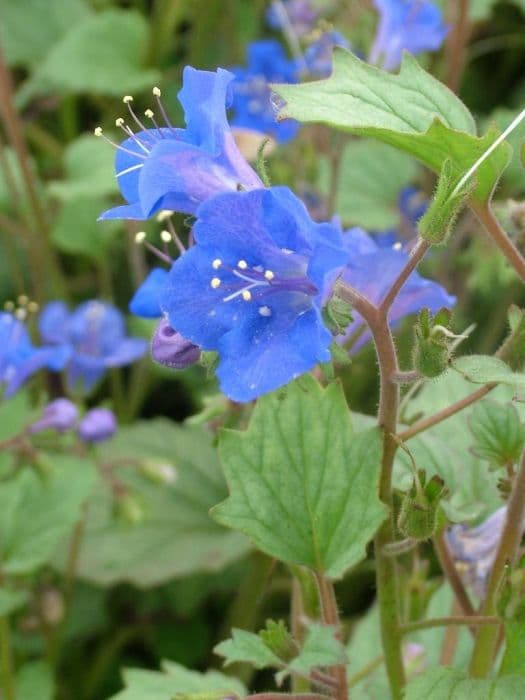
212;259;222;269
17;294;29;306
144;109;154;119
393;242;402;251
264;270;275;281
28;301;39;313
15;308;27;321
242;290;252;301
156;210;173;222
4;301;14;312
152;87;162;97
211;278;221;289
160;230;172;243
259;306;272;317
94;127;103;137
135;231;147;244
123;95;134;104
237;260;248;269
115;117;125;128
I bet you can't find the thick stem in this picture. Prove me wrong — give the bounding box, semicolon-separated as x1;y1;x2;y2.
469;448;525;677
445;0;470;93
379;239;430;315
434;532;475;618
314;573;348;700
0;617;15;700
473;201;525;283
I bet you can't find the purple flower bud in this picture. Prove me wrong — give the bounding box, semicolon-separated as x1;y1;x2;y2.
77;408;117;444
29;398;79;434
151;318;201;369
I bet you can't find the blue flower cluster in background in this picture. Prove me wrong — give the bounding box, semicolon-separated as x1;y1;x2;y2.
266;0;319;37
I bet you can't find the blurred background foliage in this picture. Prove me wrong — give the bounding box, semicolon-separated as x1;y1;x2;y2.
0;1;524;698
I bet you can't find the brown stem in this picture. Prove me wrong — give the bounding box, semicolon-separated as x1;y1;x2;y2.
469;448;525;676
378;239;430;315
445;0;471;93
440;599;461;666
314;572;348;700
434;533;476;618
473;201;525;283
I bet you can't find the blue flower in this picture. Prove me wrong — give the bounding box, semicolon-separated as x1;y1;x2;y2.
370;0;449;71
39;301;147;393
230;41;300;144
161;187;348;402
267;0;319;37
99;67;263;221
445;507;514;596
29;398;79;434
77;408;117;444
305;31;351;78
338;228;455;349
0;312;71;398
129;267;169;318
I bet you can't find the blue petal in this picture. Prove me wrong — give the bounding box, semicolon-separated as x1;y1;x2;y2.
39;302;70;344
130;268;170;318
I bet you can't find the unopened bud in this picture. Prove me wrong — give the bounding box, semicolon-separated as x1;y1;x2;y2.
140;459;177;485
398;471;447;541
29;398;78;434
77;408;117;444
413;308;454;378
151;318;201;369
324;294;354;335
259;620;297;663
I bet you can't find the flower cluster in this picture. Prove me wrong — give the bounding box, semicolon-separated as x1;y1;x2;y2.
30;399;117;444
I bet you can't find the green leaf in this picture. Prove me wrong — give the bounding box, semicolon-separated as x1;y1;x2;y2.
452;355;525;387
51;198;120;260
214;629;281;669
469;400;525;467
482;108;525;193
15;662;54;700
273;51;511;202
0;0;91;68
213;376;386;578
0;588;29;616
405;667;525;698
0;456;97;575
318;140;418;229
289;624;347;675
109;661;245;700
17;10;160;103
500;620;525;678
48;135;119;201
71;420;250;586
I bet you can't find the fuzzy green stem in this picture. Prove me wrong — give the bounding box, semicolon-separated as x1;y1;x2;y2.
314;572;348;700
0;617;16;700
469;448;525;677
472;201;525;283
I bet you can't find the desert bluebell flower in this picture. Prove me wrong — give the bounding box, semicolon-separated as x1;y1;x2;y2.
370;0;449;71
305;30;351;78
230;41;300;143
39;301;147;393
78;408;117;443
338;228;455;350
99;68;262;220
161;187;348;401
129;267;169;319
0;312;70;398
267;0;319;37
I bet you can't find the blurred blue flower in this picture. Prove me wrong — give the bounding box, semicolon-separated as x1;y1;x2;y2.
161;187;348;401
369;0;449;71
100;67;262;221
338;228;455;349
129;267;169;319
305;30;351;78
39;301;147;393
267;0;319;37
445;506;515;596
29;398;79;434
78;408;117;444
0;312;70;398
230;40;300;143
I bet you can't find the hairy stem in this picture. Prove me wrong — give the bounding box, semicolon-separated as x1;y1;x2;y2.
473;201;525;283
434;532;475;618
0;617;15;700
379;239;430;314
445;0;470;93
469;448;525;676
314;573;348;700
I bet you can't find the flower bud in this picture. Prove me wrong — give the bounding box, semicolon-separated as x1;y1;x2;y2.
140;459;177;485
398;471;447;541
413;308;454;378
151;318;200;369
259;620;297;663
29;398;78;434
77;408;117;443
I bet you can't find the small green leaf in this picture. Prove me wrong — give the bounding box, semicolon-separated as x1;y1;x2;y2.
212;376;386;579
109;661;245;700
500;619;525;678
453;355;525;387
405;667;525;698
288;624;347;675
214;629;281;669
15;662;54;700
0;588;29;616
469;400;525;467
273;51;511;202
318;140;418;229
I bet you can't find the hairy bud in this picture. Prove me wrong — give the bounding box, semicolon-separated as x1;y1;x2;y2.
398;470;447;541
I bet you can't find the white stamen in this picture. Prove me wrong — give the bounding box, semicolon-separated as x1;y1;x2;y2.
152;86;175;130
94;127;147;160
259;305;272;317
211;277;221;289
117;163;144;178
135;231;147;243
115;117;125;127
28;301;39;313
123;95;134;104
15;308;27;321
17;294;29;305
160;230;172;243
156;210;174;222
144;109;154;118
212;259;222;269
237;260;248;269
94;127;103;137
152;87;161;97
242;290;252;301
264;269;275;281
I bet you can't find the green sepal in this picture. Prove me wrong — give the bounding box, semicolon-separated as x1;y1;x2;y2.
329;341;351;366
259;620;298;663
418;159;475;246
323;294;354;335
256;138;272;187
397;470;447;541
200;351;218;376
412;308;454;378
